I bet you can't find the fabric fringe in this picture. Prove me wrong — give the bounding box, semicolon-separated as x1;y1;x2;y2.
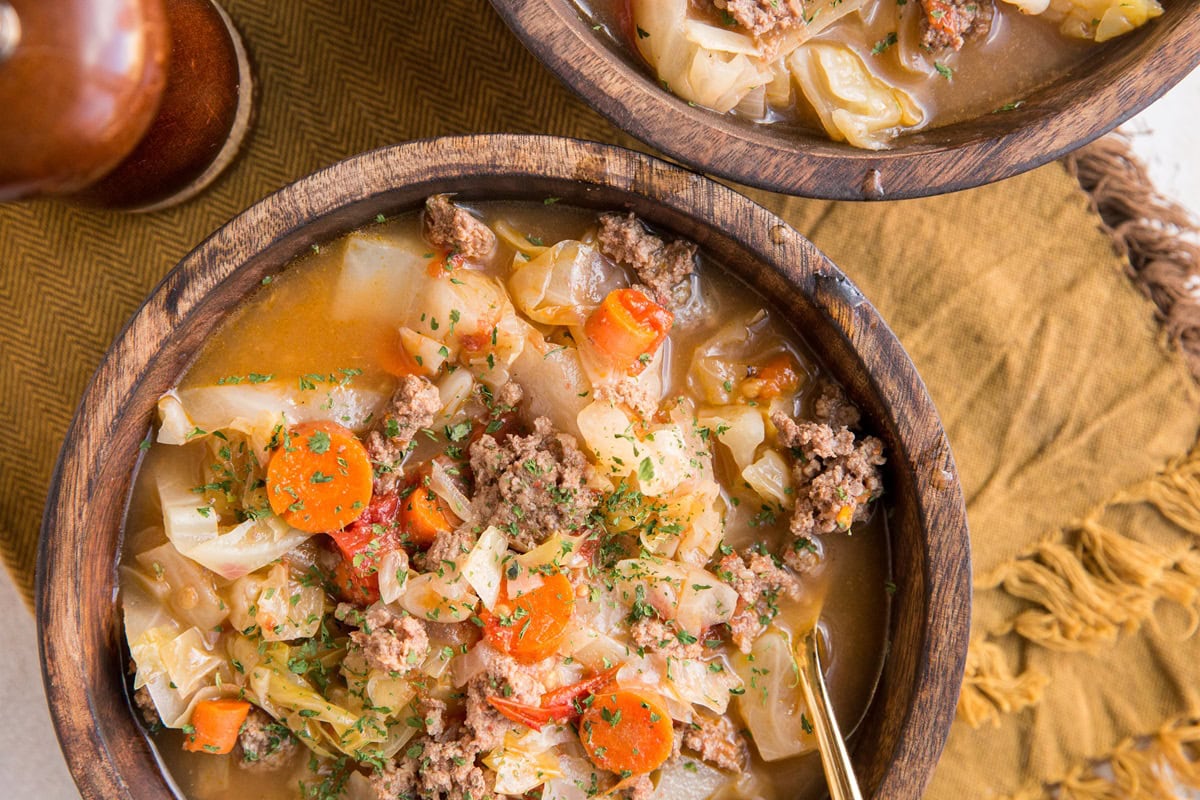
1114;445;1200;538
1002;717;1200;800
961;448;1200;726
981;518;1200;652
957;636;1049;728
1064;136;1200;379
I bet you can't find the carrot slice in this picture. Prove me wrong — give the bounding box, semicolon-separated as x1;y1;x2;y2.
330;555;381;606
266;421;373;533
183;699;252;755
579;689;674;775
583;288;672;375
481;572;575;664
399;482;459;547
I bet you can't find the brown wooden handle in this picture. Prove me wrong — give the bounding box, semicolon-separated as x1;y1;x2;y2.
0;3;21;63
0;0;170;200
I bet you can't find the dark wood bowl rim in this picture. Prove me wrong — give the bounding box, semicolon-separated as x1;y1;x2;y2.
488;0;1200;200
35;135;971;799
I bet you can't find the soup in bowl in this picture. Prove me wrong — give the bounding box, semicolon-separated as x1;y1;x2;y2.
489;1;1200;198
36;135;970;800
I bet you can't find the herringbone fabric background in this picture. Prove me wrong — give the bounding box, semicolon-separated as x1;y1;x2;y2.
5;1;1200;797
0;0;624;606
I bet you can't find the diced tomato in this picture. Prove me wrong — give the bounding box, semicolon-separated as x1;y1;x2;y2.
326;492;404;604
583;288;673;376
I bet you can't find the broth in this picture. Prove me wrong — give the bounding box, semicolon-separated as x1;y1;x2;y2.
120;200;891;800
576;0;1156;148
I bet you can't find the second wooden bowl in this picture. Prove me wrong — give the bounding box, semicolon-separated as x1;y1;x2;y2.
490;1;1200;200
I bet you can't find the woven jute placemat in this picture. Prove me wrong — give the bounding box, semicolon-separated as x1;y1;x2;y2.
2;2;1199;796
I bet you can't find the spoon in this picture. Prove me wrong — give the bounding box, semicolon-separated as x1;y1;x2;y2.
797;626;864;800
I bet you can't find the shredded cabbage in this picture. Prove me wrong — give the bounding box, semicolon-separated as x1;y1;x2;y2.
399;570;479;623
332;231;527;373
331;231;431;323
462;525;509;610
742;449;794;509
134;541;228;632
698;405;765;472
226;563;325;641
611;558;736;637
509;329;591;439
664;658;743;715
577;400;705;497
508;240;625;326
542;754;604;800
789;43;923;150
1013;0;1163;41
484;727;573;794
652;755;731;800
732;629;815;761
378;549;410;605
123;572;228;726
232;636;416;759
156;455;311;580
631;0;771;113
158;381;389;454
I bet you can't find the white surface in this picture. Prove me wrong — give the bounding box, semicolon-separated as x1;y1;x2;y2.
1124;66;1200;226
0;573;77;796
1;62;1197;800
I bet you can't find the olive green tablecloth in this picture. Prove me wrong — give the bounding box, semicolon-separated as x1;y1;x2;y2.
1;2;1198;797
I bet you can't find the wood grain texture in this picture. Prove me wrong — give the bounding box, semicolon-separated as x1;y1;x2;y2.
36;136;970;799
489;1;1200;200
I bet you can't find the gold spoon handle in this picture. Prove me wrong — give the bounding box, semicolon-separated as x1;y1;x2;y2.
798;629;864;800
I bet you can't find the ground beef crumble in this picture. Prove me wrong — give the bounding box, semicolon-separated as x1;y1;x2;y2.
371;734;495;800
367;374;442;492
772;383;885;542
595;212;696;306
468;415;598;550
416;524;478;572
424;194;497;262
347;606;432;674
710;0;805;39
680;713;748;772
718;549;801;653
417;694;449;740
594;376;659;420
371;648;544;800
919;0;994;51
132;685;161;729
465;649;546;752
237;707;298;769
630;617;706;660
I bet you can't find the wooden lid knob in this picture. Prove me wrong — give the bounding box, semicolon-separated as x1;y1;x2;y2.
0;0;170;200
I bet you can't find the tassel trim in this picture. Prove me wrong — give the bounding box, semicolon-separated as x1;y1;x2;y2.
957;636;1048;728
959;443;1200;726
1003;717;1200;800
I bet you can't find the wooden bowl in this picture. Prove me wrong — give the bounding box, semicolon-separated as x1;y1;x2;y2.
36;135;970;799
489;1;1200;200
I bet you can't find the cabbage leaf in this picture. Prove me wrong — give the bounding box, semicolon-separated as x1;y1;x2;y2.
789;43;923;150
